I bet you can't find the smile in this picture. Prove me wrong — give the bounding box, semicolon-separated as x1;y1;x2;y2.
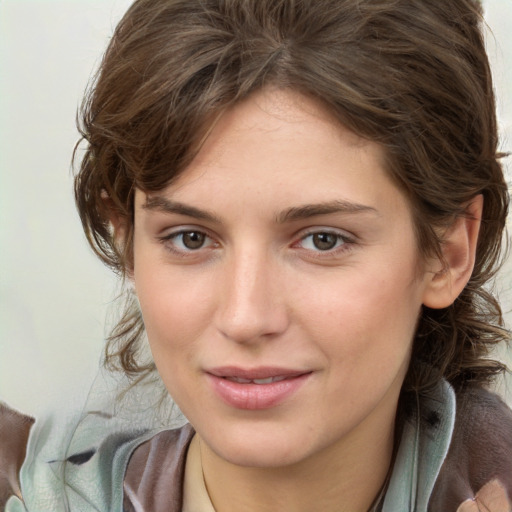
206;367;312;410
224;375;289;384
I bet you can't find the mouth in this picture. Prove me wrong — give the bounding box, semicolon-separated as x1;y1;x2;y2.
207;366;310;382
205;367;312;410
223;375;291;384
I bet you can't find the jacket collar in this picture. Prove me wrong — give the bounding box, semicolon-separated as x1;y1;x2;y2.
382;379;456;512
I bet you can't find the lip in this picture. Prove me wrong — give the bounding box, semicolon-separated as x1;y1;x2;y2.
206;366;312;410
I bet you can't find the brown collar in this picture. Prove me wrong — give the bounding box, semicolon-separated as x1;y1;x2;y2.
123;423;194;512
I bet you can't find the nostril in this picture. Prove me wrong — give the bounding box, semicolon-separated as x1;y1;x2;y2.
216;304;289;344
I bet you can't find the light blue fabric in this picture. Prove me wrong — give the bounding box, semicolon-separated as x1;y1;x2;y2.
5;376;456;512
382;379;456;511
7;420;152;512
5;368;184;512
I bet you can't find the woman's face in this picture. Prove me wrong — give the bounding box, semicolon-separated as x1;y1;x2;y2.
133;88;435;468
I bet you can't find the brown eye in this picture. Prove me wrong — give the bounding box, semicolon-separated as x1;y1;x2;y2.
160;229;217;255
312;232;338;250
181;231;206;249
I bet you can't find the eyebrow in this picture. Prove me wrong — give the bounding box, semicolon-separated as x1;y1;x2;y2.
276;200;378;223
142;196;377;224
142;197;221;223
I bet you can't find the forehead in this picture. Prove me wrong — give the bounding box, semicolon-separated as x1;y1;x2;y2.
134;88;416;244
155;89;394;200
193;88;377;165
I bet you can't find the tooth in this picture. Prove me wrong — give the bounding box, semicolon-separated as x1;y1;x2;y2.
253;378;274;384
227;377;252;383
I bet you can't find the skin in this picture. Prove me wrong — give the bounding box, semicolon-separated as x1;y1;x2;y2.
457;480;511;512
131;88;477;512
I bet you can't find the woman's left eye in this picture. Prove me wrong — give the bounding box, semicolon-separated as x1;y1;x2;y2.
297;231;350;252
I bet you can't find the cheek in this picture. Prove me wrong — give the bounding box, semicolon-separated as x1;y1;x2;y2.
136;254;212;326
135;279;204;406
133;264;214;374
294;261;423;368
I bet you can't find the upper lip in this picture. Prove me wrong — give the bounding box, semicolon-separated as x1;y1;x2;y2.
206;366;310;380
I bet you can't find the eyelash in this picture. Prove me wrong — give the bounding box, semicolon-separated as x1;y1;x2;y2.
158;229;218;257
292;230;355;258
157;228;356;259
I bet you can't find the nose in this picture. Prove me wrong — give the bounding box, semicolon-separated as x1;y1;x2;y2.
214;248;289;344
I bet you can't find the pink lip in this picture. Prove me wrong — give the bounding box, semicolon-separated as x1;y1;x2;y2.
206;366;312;410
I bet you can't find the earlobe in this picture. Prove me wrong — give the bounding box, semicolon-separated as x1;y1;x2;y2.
422;195;483;309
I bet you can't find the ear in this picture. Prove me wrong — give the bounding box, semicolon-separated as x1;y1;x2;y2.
422;195;483;309
101;189;127;242
101;189;134;277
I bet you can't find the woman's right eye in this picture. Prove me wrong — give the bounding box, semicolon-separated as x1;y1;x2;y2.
159;230;217;253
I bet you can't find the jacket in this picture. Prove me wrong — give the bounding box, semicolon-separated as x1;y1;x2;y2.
1;379;511;511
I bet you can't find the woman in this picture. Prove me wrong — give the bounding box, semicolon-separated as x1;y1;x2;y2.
2;0;511;510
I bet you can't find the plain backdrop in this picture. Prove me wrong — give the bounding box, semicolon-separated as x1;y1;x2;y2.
1;0;511;415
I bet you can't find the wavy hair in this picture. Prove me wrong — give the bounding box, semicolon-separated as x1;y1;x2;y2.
74;0;509;393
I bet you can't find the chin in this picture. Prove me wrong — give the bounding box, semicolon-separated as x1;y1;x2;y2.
217;443;305;468
201;423;320;469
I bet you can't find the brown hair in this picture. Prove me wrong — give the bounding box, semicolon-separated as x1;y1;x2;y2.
75;0;509;393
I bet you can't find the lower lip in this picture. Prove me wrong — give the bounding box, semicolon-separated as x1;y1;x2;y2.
206;373;311;410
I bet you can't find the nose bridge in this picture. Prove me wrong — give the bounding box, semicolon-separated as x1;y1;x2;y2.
216;244;287;343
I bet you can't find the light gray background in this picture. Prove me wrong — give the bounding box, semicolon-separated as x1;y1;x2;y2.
1;0;511;415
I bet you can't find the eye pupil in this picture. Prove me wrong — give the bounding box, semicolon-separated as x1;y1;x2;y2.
313;233;338;250
182;231;205;249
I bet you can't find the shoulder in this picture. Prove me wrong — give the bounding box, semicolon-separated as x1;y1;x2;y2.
429;386;512;510
123;423;195;512
1;399;156;512
0;402;35;510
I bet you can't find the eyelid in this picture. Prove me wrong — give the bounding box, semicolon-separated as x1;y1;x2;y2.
157;226;220;255
158;223;217;239
295;226;356;243
292;227;357;256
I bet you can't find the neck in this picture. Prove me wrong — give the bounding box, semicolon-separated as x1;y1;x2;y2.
199;414;396;512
